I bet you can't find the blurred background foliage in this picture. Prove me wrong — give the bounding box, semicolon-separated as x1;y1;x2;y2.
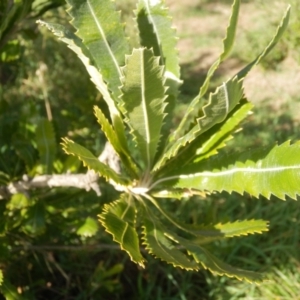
0;0;300;299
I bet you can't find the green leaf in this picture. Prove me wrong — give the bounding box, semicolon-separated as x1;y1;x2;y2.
236;5;290;80
35;118;56;174
136;0;181;157
76;216;98;237
185;220;269;244
12;135;37;170
158;141;300;200
23;201;46;235
172;234;264;283
154;77;244;171
120;48;167;169
61;137;128;186
66;0;130;99
37;20;129;152
0;278;28;300
6;193;31;210
170;0;240;141
98;195;145;267
142;215;198;270
136;0;180;83
143;196;268;243
94;106;139;178
155;99;253;178
192;99;253;163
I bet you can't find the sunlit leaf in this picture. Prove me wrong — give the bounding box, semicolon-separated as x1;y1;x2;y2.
142;215;198;270
120;48;167;169
76;216;98;237
62;137;128;185
158;141;300;200
66;0;130;99
170;0;240;141
99;195;145;267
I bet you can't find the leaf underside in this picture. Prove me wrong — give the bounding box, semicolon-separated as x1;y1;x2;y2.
99;196;145;267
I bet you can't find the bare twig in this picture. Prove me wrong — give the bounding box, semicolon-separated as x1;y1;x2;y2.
0;142;121;199
12;244;123;252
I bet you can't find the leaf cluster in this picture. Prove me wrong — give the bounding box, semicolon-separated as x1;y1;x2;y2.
31;0;299;283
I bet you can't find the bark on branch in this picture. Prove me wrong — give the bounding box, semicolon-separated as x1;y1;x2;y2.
0;142;120;199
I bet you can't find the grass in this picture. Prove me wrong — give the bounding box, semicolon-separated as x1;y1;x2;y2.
1;0;300;299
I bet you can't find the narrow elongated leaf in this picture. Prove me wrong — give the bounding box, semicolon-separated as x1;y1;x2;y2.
94;106;139;178
99;196;145;267
155;141;300;200
192;99;253;163
185;237;264;282
35;118;56;174
155;99;253;178
170;0;240;141
163;231;264;283
153;77;243;171
136;0;181;157
61;138;127;185
144;196;267;242
142;216;198;270
120;48;167;169
66;0;130;99
136;0;180;82
37;20;129;154
236;5;290;80
185;220;268;244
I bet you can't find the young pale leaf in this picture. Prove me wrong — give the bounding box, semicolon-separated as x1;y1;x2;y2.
153;77;243;171
94;106;139;178
35;118;56;174
66;0;130;99
37;20;129;154
170;0;240;141
99;196;145;267
156;99;252;178
61;138;127;186
142;216;198;270
192;99;253;163
120;48;167;169
157;141;300;200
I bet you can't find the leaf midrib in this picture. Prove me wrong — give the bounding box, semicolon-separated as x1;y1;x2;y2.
150;164;300;189
140;50;151;168
87;0;122;78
